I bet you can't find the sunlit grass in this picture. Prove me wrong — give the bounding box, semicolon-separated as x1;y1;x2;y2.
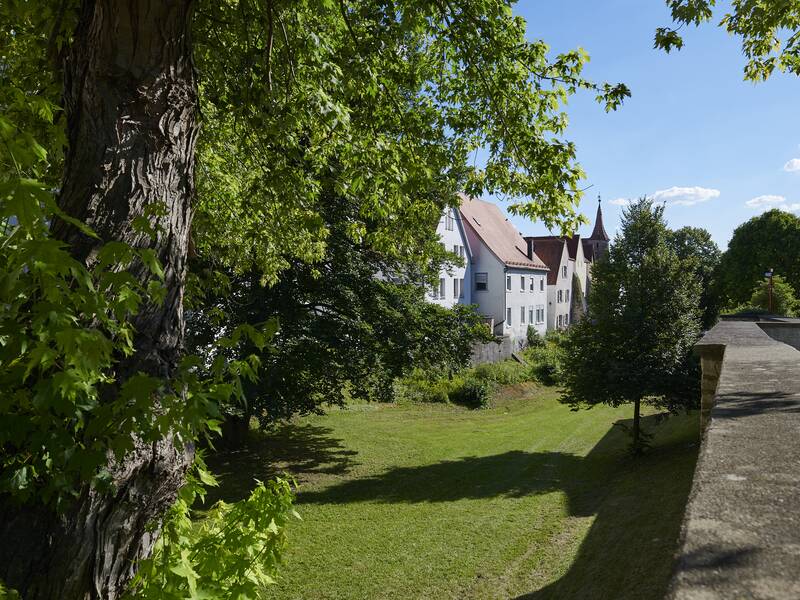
207;385;699;600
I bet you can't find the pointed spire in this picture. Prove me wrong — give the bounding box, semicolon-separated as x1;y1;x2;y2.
589;194;610;242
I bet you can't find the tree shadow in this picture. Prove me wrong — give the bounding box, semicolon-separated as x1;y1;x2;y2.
295;412;698;599
201;422;359;505
513;414;700;600
712;391;800;418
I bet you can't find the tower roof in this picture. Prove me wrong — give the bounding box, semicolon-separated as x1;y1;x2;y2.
588;195;610;242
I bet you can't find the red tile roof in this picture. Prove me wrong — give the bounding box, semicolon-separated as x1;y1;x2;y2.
525;237;568;285
459;195;549;271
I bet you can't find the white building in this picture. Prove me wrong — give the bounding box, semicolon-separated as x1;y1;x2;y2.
430;206;472;308
527;237;573;330
459;196;549;344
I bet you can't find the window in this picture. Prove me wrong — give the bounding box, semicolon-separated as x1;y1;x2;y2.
459;278;465;298
557;314;563;328
536;306;545;323
444;210;454;231
529;308;534;323
562;266;567;278
439;278;446;299
453;278;459;299
475;272;488;291
529;278;534;292
506;307;512;325
506;275;511;291
557;290;563;303
565;290;570;303
520;307;526;323
564;314;569;326
540;278;544;291
459;246;465;259
520;276;525;291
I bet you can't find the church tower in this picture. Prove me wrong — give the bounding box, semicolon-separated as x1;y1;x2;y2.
586;194;610;260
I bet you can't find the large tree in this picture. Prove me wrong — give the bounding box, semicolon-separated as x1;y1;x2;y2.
716;209;800;308
667;226;721;329
187;190;492;436
0;1;628;597
561;199;702;454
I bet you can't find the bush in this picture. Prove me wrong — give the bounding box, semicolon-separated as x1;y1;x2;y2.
472;360;528;385
449;376;492;409
525;345;562;385
526;325;545;348
395;369;456;404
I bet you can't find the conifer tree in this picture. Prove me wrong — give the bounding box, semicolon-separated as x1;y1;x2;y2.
561;198;702;454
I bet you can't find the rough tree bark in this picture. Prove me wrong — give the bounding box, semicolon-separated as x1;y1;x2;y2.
0;1;199;598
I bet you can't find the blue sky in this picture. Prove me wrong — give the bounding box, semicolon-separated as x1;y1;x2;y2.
491;0;799;249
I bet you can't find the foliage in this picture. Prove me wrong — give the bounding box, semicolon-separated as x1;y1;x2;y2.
472;361;529;386
187;190;493;427
716;209;800;307
656;0;800;80
526;325;545;348
666;226;721;329
448;376;493;409
523;343;564;386
395;370;458;405
192;0;632;286
560;198;702;454
735;274;800;316
129;462;297;600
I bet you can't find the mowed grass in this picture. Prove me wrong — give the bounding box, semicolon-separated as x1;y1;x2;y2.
206;385;700;600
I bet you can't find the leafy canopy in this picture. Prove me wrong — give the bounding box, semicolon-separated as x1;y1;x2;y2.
716;209;800;308
666;226;721;329
656;0;800;80
560;198;702;452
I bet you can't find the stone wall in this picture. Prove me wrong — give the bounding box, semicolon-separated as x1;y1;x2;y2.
669;319;800;599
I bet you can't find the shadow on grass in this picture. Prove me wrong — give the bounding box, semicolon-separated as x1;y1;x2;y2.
295;413;699;600
514;414;700;600
202;422;359;505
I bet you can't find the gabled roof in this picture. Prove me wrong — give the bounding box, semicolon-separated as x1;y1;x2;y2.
526;236;568;285
582;239;595;262
565;235;582;261
459;195;548;271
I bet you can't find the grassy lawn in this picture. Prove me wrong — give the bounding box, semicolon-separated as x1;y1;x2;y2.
206;385;700;600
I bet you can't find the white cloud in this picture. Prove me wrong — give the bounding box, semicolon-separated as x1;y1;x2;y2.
651;186;721;206
608;197;630;206
784;158;800;172
745;195;800;213
745;194;786;208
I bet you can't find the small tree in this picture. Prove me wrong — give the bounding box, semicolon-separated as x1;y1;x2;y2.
745;274;799;316
561;198;702;454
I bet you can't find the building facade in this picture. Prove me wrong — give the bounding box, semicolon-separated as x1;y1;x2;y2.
459;196;549;343
526;237;573;330
430;206;472;309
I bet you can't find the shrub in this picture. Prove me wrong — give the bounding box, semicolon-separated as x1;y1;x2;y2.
526;325;545;348
395;369;454;404
524;344;564;386
472;360;528;385
449;376;493;409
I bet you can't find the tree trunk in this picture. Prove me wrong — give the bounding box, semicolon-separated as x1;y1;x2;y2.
0;1;199;598
632;397;642;455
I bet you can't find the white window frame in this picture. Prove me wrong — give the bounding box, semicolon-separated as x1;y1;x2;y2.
453;278;459;299
506;275;511;291
475;272;488;292
506;307;512;326
540;278;544;291
520;306;526;323
439;278;446;299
